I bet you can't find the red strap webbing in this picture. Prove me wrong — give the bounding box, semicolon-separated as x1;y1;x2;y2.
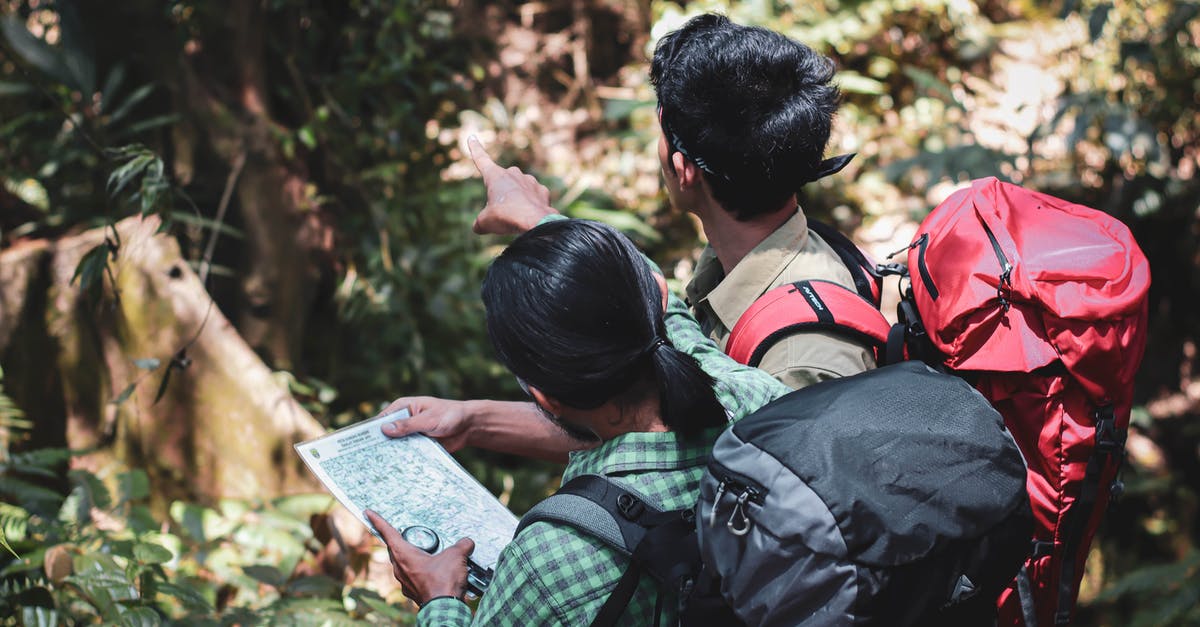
727;280;892;367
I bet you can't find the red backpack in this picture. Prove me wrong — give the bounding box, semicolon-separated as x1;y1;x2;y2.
726;177;1150;626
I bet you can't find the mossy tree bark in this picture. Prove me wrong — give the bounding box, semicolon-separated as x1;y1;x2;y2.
0;216;325;509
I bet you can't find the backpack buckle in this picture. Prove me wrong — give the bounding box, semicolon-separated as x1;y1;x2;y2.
617;493;645;521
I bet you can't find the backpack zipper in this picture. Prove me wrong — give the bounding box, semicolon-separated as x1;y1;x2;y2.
888;233;940;301
979;219;1014;311
707;463;767;536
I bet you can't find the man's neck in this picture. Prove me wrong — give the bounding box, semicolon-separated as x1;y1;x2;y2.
698;199;798;275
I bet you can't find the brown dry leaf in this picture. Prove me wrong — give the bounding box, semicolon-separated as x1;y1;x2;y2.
43;543;73;582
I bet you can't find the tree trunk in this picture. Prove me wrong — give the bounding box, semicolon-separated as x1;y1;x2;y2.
0;216;326;509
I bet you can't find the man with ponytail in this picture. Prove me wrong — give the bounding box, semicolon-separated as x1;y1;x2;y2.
369;219;788;625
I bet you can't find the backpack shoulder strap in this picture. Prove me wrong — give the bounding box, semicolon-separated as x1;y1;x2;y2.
516;474;698;627
807;219;882;307
516;474;657;557
727;279;893;367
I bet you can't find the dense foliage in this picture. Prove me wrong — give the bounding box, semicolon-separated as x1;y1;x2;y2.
1;0;1197;624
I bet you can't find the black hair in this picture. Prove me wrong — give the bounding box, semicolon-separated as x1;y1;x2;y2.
481;219;726;439
651;13;843;220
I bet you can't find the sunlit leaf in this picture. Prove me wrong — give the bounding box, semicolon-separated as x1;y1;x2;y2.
118;469;150;503
133;542;173;565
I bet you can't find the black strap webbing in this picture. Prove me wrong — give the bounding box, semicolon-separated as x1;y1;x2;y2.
516;474;701;627
592;560;645;627
1053;404;1124;626
807;219;880;305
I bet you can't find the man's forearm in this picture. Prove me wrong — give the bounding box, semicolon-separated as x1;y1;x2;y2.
461;400;594;463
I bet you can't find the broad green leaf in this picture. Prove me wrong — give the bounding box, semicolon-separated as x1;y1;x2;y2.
118;470;150;503
285;574;342;598
133;542;174;565
0;17;68;85
68;468;113;511
117;607;162;627
169;501;233;543
242;564;285;587
156;581;213;611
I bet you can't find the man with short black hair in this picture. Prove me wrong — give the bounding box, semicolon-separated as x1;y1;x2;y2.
388;14;875;463
649;13;874;389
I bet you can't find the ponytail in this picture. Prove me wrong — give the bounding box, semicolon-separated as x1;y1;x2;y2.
483;218;727;437
646;339;725;439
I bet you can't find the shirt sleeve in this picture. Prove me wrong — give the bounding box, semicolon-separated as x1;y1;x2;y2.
418;597;473;626
756;329;876;391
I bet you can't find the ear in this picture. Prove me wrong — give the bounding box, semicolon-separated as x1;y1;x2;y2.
672;152;702;189
653;272;669;311
528;385;567;418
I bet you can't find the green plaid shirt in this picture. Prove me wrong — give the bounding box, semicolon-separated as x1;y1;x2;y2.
419;291;789;626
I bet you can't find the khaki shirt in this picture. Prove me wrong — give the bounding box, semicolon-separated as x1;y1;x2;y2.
685;210;876;389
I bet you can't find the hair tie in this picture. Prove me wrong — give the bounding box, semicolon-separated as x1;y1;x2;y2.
643;337;667;358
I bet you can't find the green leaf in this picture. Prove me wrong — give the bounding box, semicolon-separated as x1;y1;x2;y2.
20;606;58;627
242;564;285;587
133;542;174;565
835;71;886;95
298;126;317;149
106;84;155;125
270;493;335;519
284;574;342;598
69;468;113;511
113;383;137;407
156;581;213;611
601;98;653;121
567;206;661;243
902;66;965;111
118;469;151;503
1;476;65;508
0;546;46;576
117;606;162;627
170;501;232;543
0;80;32;96
71;242;113;289
0;17;69;86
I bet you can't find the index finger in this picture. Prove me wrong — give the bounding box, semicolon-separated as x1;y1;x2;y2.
364;509;407;548
467;136;503;180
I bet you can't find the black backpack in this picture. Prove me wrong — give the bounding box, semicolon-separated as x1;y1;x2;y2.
516;362;1033;626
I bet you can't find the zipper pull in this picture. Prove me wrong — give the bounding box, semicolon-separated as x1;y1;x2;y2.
885;234;924;261
997;267;1013;312
726;489;754;536
708;480;728;528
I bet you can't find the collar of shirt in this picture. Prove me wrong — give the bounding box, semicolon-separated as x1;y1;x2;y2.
563;428;722;480
685;210;811;335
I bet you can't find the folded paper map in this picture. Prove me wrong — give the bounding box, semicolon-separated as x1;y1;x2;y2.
294;410;519;572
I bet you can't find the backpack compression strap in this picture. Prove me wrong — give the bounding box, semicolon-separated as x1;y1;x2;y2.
727;280;893;367
516;474;701;627
807;220;883;307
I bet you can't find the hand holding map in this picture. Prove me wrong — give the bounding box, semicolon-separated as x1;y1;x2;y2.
294;409;519;585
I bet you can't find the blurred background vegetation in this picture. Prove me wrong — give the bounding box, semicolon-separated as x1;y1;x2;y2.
0;0;1196;624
